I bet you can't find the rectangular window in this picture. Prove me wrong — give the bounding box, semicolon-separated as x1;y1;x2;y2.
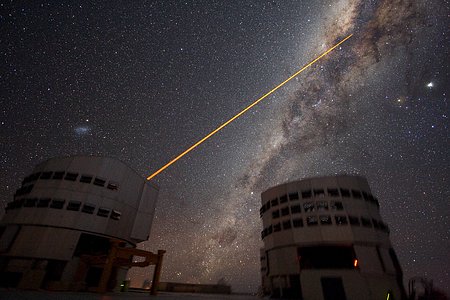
64;172;78;181
279;194;288;203
273;223;281;232
97;207;110;218
372;219;380;229
261;230;265;240
50;199;65;209
335;215;348;225
351;190;362;199
290;204;301;214
40;172;53;179
271;198;278;207
327;188;340;197
289;192;299;201
67;201;81;211
298;246;356;269
107;182;119;191
307;216;318;226
348;216;360;226
303;202;315;212
53;172;65;180
24;198;37;207
37;198;51;208
281;207;290;216
265;201;271;209
293;218;304;228
259;207;265;217
301;190;312;199
379;221;389;233
282;220;292;230
330;201;344;210
80;175;93;183
362;191;369;200
319;215;332;225
361;217;372;227
314;189;325;197
82;203;96;214
29;173;41;181
267;225;273;235
110;210;121;220
272;210;280;219
93;178;106;187
340;188;350;197
317;201;329;211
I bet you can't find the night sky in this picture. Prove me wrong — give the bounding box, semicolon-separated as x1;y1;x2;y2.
1;0;449;294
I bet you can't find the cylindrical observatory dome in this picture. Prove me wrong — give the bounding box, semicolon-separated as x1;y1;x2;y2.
259;175;405;300
0;156;158;291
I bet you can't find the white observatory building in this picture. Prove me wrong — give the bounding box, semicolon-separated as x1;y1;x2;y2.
0;156;159;291
259;175;406;300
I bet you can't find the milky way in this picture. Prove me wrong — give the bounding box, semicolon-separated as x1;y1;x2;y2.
1;0;448;295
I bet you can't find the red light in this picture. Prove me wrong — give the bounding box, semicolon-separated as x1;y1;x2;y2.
354;259;358;267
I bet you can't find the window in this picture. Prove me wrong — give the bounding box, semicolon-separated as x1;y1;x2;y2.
306;216;318;226
373;197;380;208
64;172;78;181
289;192;299;201
279;194;288;204
29;173;41;182
265;201;271;209
352;190;362;199
327;188;340;197
330;201;344;210
67;201;81;211
82;203;96;214
50;199;65;209
274;223;281;232
298;246;356;269
340;188;350;197
37;198;51;208
267;225;273;235
348;216;360;226
261;230;265;240
24;198;37;207
379;221;389;233
93;177;106;187
303;202;315;213
272;210;280;219
80;175;93;183
314;189;325;197
293;218;304;228
97;207;110;218
317;201;328;211
283;220;292;230
319;215;332;225
107;182;119;191
53;171;65;179
281;207;290;216
259;207;265;217
372;219;380;229
40;172;53;179
362;191;369;200
111;210;121;220
291;204;301;214
335;215;348;225
301;190;312;199
361;217;372;227
271;198;279;206
14;184;34;196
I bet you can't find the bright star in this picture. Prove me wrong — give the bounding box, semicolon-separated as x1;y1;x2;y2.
427;82;434;88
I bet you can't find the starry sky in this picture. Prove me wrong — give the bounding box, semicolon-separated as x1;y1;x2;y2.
1;0;449;295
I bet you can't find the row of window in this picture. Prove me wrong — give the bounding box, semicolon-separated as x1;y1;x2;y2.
260;188;379;214
263;200;345;219
261;215;389;239
5;198;121;220
16;171;119;197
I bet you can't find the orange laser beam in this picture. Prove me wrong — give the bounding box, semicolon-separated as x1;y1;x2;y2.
147;34;353;180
